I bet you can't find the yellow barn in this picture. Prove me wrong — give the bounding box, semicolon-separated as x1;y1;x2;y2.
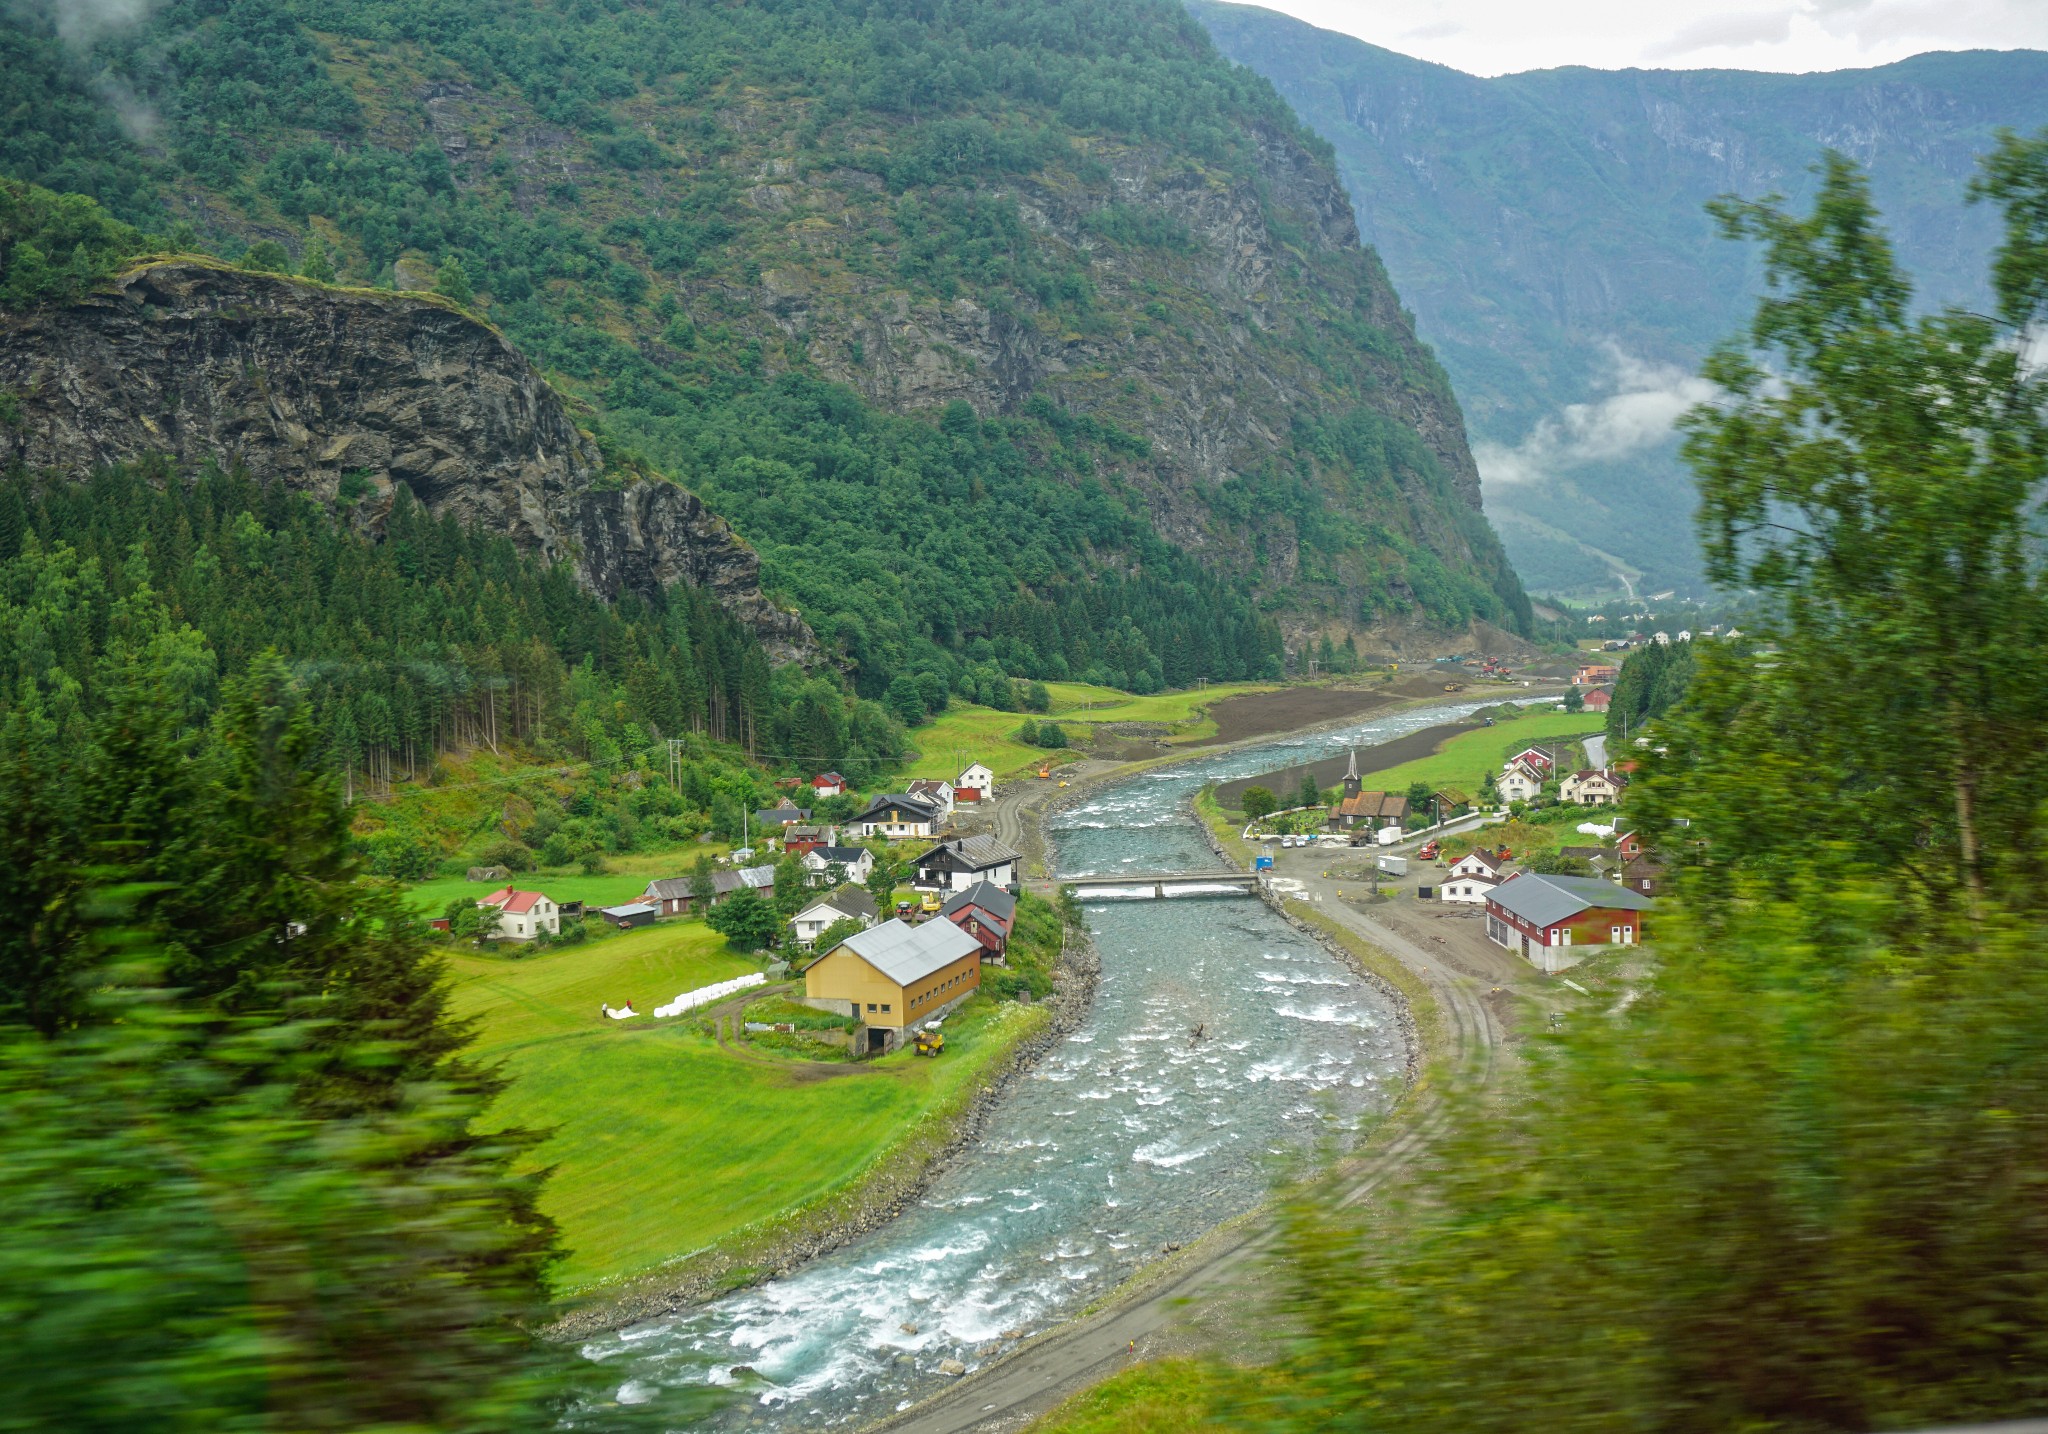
804;917;982;1055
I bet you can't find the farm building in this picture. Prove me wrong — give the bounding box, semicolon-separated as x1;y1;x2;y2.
811;772;848;797
804;918;983;1054
596;902;657;930
642;876;696;917
1485;873;1654;973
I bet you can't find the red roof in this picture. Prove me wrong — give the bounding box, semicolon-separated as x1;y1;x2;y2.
481;886;547;915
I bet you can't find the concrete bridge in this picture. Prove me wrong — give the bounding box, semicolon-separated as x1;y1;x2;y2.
1025;871;1261;900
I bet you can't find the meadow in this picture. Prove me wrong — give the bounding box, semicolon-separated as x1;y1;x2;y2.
1355;709;1605;799
403;845;736;916
443;922;1042;1293
902;680;1281;780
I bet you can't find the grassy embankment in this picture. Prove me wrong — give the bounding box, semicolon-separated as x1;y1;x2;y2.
1348;708;1604;798
444;896;1063;1299
902;681;1279;781
1025;1359;1256;1433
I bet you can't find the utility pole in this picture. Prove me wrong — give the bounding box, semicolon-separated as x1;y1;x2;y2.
667;738;685;792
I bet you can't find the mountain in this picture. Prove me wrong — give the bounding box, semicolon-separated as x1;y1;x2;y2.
0;257;814;660
0;0;1530;688
1191;2;2048;598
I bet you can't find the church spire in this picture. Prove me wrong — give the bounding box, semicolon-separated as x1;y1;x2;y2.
1342;747;1362;798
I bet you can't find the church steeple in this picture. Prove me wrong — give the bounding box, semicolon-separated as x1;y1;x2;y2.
1342;747;1362;798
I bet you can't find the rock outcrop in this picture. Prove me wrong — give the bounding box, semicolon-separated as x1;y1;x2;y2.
0;261;812;660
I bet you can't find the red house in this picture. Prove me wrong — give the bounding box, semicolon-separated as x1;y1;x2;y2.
811;772;847;797
941;880;1016;962
1616;830;1644;862
1485;873;1654;974
1583;688;1612;712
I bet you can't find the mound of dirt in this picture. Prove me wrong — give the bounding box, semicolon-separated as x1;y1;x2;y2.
1192;685;1394;747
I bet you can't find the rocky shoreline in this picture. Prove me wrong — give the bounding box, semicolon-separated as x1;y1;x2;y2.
548;914;1102;1341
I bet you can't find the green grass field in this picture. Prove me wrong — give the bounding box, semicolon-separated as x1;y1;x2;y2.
403;844;736;916
443;921;1042;1292
904;681;1282;779
1358;709;1605;798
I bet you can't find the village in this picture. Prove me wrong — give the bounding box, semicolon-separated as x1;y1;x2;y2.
1233;666;1663;981
442;761;1034;1057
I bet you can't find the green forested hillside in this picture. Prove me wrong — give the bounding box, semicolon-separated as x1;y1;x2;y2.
0;0;1529;676
1193;2;2048;598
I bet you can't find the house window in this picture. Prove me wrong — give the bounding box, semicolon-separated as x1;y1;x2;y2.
867;1003;877;1012
882;1004;892;1013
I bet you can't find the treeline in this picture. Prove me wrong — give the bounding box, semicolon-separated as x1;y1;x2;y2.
1603;635;1697;743
0;464;909;788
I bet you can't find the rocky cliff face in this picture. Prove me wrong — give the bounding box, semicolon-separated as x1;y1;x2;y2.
0;262;812;660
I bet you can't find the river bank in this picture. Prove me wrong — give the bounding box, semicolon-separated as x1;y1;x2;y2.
548;908;1101;1340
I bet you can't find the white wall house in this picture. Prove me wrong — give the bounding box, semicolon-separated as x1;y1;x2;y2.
791;887;880;950
1560;769;1622;806
1498;763;1544;804
955;762;996;802
1440;875;1498;904
480;887;560;941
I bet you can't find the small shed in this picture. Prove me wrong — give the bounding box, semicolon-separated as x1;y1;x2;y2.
598;902;658;930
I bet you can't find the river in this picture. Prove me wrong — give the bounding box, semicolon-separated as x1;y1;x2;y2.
578;698;1521;1430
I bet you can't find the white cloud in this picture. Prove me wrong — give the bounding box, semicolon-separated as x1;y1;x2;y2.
1233;0;2048;77
44;0;161;49
1644;9;1796;62
1473;345;1716;489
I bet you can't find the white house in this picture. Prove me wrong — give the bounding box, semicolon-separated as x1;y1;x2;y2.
849;793;942;840
1448;849;1505;882
802;844;876;887
479;886;560;941
912;835;1020;896
790;885;880;951
1440;873;1499;904
955;762;996;803
906;778;956;816
1497;762;1544;804
1560;768;1623;806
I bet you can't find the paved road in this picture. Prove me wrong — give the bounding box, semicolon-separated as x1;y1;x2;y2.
865;834;1514;1433
1584;732;1608;768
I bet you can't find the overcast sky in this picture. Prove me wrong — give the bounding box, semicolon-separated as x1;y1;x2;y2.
1245;0;2048;76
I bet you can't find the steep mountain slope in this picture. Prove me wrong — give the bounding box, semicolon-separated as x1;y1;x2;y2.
0;258;813;658
1192;2;2048;597
0;0;1529;682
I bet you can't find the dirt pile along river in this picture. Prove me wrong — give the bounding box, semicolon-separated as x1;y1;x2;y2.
576;698;1523;1429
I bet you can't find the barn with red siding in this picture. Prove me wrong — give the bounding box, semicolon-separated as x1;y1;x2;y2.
1485;873;1655;974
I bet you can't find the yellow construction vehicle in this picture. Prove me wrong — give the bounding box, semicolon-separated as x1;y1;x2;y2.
914;1028;945;1057
920;890;941;913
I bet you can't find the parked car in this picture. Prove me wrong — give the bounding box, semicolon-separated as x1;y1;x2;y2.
1418;841;1441;860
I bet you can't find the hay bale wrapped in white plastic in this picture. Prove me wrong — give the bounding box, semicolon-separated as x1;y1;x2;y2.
653;971;766;1019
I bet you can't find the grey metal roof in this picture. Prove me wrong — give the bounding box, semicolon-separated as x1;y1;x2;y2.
1488;873;1654;926
835;917;981;986
644;877;694;900
941;880;1016;923
599;902;657;918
